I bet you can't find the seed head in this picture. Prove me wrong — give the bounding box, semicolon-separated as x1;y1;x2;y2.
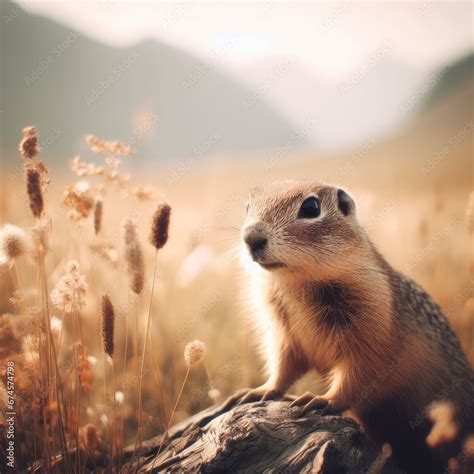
150;203;171;249
19;125;40;159
26;168;44;219
184;339;206;366
80;424;101;453
94;197;103;235
101;295;115;358
51;260;88;313
0;224;31;264
122;218;145;294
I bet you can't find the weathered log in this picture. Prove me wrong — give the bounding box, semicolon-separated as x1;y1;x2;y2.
124;397;402;473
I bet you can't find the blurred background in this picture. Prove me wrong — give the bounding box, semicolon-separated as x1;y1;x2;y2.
0;0;473;450
1;1;472;162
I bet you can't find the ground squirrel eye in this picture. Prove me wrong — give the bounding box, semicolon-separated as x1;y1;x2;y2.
298;197;320;219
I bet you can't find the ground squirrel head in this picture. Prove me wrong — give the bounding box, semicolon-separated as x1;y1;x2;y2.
241;180;365;279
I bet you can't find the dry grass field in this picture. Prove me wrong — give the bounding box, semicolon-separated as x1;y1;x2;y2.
0;109;472;471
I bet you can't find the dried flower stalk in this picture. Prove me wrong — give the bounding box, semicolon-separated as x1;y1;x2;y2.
122;218;145;294
19;125;40;159
26;168;44;219
150;203;171;249
94;197;103;235
101;295;115;358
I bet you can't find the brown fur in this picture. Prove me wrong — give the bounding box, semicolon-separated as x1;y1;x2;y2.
241;180;474;473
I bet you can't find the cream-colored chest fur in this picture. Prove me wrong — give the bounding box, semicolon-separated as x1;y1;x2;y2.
247;269;345;375
246;265;395;401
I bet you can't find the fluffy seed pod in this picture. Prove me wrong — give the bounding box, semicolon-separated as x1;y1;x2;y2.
26;168;44;218
184;339;206;366
51;260;88;313
150;203;171;249
101;295;115;358
0;224;31;263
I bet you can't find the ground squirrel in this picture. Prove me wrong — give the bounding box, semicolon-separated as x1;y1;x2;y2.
232;180;474;473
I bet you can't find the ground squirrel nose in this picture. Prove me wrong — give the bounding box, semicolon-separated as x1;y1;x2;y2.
243;226;268;254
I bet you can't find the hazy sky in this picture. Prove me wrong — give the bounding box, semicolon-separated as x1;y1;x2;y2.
21;1;473;81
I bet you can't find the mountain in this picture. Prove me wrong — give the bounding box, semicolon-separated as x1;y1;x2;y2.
422;52;474;109
357;59;473;188
0;1;299;166
230;56;428;150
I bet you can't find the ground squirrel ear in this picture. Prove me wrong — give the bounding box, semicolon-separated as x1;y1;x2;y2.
337;189;355;216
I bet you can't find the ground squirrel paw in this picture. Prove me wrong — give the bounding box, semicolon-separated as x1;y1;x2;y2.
290;392;334;416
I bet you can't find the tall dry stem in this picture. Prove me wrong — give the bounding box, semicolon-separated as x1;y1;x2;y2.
135;249;158;455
